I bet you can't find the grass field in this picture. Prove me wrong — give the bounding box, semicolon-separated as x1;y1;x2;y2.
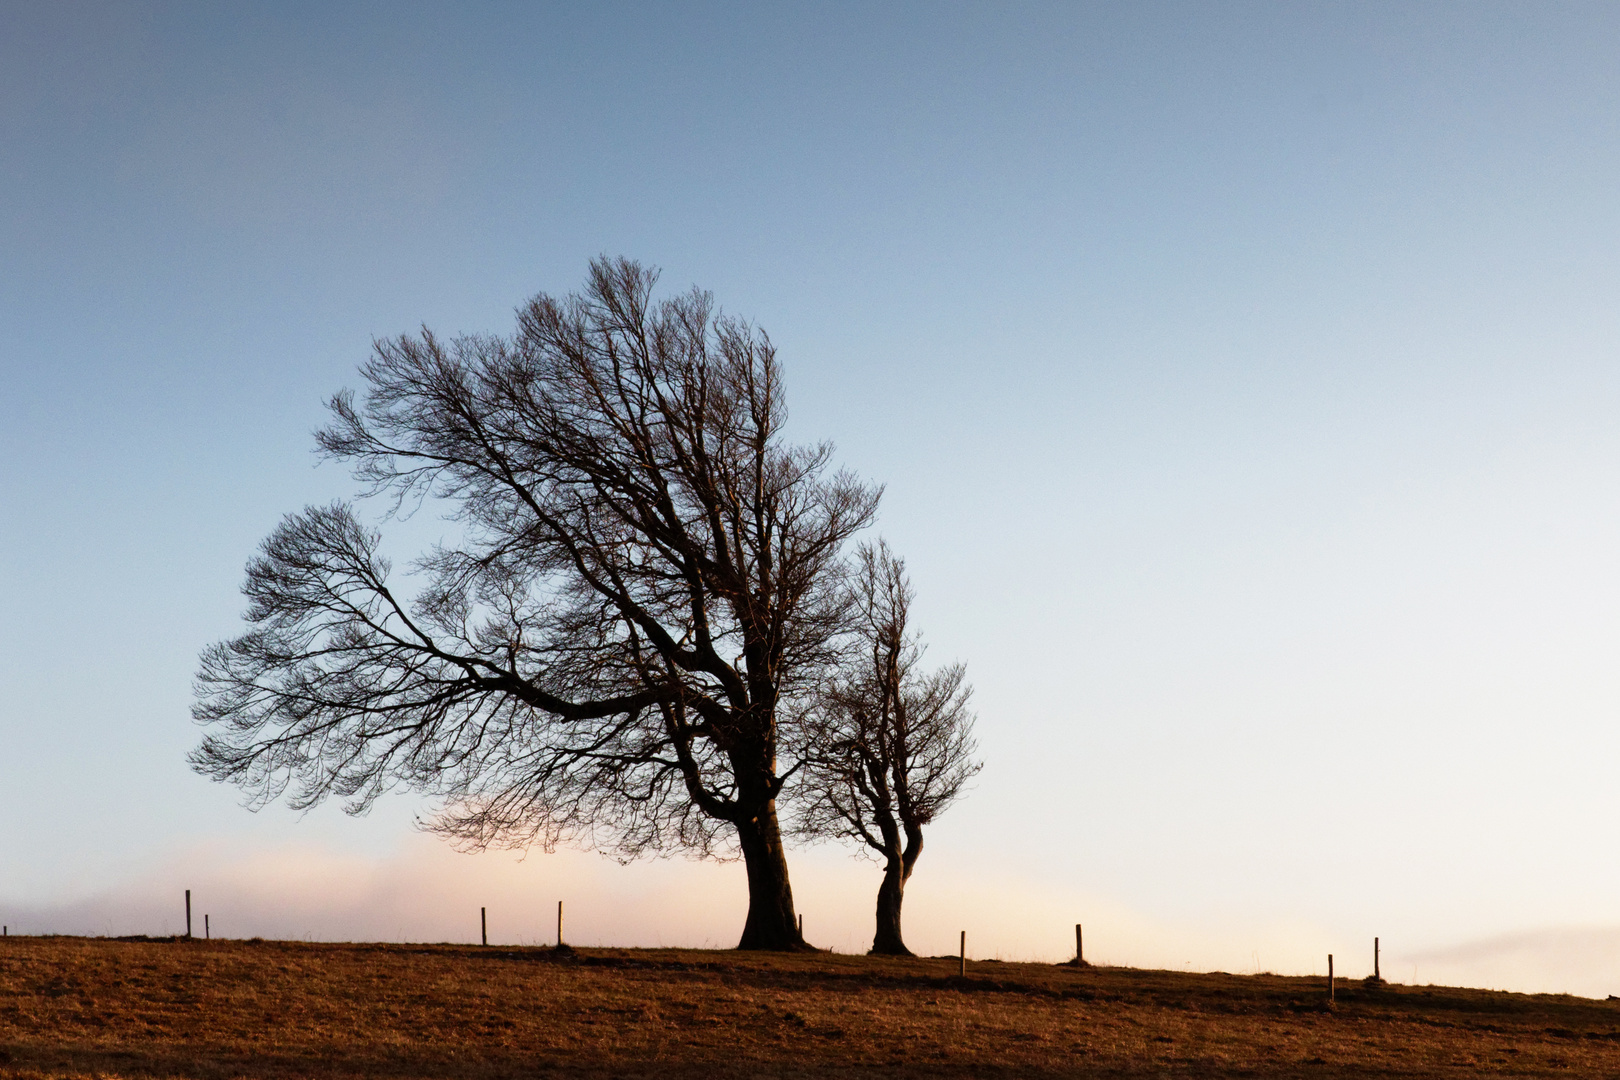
3;935;1620;1077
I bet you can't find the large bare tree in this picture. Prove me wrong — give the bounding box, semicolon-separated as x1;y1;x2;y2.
192;257;880;950
794;540;980;955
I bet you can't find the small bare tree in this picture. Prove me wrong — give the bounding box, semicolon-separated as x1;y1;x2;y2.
794;540;980;955
192;258;880;950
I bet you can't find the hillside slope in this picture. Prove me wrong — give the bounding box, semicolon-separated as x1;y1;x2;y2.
3;936;1618;1077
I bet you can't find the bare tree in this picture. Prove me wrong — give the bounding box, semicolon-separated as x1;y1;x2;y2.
192;257;880;950
794;540;980;955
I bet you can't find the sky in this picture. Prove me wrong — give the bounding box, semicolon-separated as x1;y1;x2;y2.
6;0;1620;995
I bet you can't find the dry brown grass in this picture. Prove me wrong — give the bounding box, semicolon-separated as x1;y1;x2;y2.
3;935;1619;1077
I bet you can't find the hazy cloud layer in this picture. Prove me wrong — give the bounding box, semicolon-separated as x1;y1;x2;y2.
19;838;1616;999
1404;928;1620;1000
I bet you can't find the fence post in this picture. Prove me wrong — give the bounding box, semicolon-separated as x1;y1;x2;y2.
557;901;564;947
1075;923;1083;965
1328;954;1334;1001
205;915;210;941
185;890;192;939
959;931;966;978
1375;937;1380;981
481;907;487;946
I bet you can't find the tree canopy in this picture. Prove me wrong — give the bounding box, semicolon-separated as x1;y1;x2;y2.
193;258;881;948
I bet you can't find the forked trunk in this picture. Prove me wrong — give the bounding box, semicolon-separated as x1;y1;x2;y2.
870;858;913;956
734;802;808;951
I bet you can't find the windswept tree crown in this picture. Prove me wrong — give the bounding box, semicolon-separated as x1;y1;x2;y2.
193;258;881;868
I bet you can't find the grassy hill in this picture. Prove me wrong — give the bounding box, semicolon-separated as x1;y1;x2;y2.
3;935;1619;1077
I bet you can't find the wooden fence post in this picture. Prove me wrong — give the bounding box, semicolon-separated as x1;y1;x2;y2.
205;914;210;941
1375;937;1381;981
481;907;487;947
1328;954;1334;1001
185;890;192;939
557;901;564;947
959;931;966;978
1076;923;1083;965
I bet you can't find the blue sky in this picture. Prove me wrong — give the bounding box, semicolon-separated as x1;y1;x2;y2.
7;1;1620;992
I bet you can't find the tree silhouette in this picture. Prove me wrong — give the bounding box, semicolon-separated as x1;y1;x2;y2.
192;258;880;949
794;540;980;955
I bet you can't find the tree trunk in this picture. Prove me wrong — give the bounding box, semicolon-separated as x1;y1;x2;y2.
870;858;913;956
734;801;807;951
